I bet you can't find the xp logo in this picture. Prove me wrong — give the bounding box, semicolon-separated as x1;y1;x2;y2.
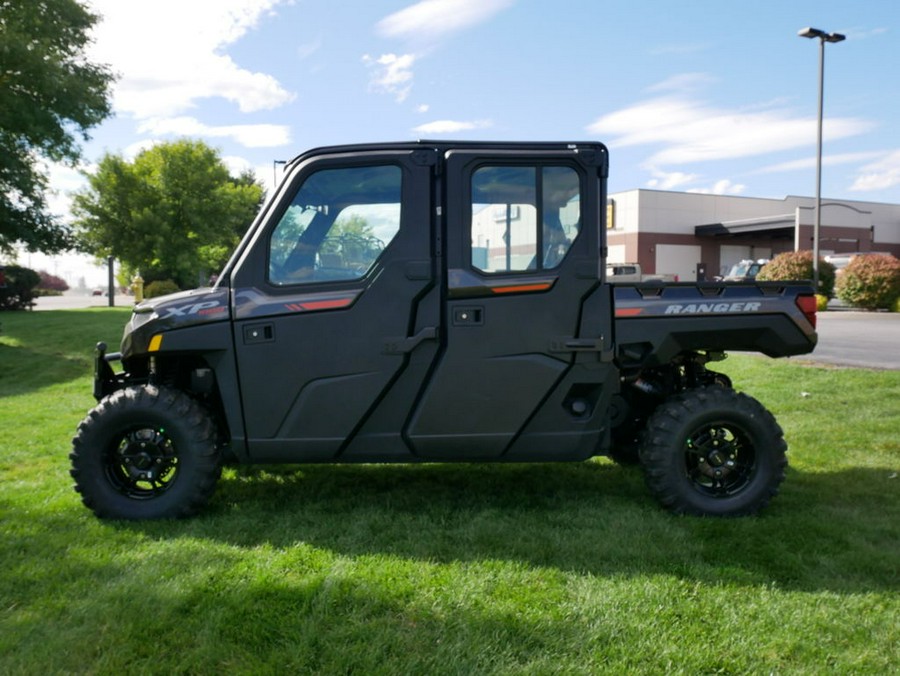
161;301;225;318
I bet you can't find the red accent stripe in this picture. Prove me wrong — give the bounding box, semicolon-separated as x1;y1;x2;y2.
615;307;643;317
490;282;553;294
299;297;355;311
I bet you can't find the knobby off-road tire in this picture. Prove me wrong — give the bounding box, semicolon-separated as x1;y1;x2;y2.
639;387;787;516
70;385;221;519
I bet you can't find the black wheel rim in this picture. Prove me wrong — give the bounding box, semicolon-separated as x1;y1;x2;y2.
683;420;756;497
104;426;179;499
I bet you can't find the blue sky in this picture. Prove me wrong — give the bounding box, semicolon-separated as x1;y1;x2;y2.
31;0;900;283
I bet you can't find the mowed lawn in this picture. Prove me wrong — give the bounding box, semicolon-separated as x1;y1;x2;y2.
1;309;897;674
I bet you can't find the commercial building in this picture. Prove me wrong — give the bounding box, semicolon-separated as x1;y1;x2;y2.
606;190;900;280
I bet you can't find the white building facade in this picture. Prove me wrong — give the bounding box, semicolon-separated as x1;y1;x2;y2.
606;189;900;280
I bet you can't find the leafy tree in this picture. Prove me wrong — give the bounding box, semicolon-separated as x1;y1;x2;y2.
0;0;114;254
756;250;835;297
72;140;264;289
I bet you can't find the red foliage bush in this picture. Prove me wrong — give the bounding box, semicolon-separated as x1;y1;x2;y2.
835;254;900;310
38;270;69;292
755;250;835;297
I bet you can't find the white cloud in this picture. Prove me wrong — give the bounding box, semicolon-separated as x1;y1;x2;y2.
369;0;514;103
137;116;290;148
587;92;873;167
849;149;900;191
412;119;492;134
646;73;717;93
842;26;888;40
86;0;294;119
688;179;746;195
755;151;885;174
646;169;700;190
645;168;744;195
221;155;254;177
377;0;515;41
43;161;90;219
415;104;430;114
297;38;322;60
123;139;162;159
362;53;416;102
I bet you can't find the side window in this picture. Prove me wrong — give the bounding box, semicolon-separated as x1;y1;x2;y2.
471;165;580;273
269;165;402;286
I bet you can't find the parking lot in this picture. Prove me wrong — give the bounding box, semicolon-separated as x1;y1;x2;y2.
803;310;900;370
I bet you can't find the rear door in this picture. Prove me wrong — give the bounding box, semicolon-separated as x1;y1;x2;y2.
407;145;617;460
230;148;439;461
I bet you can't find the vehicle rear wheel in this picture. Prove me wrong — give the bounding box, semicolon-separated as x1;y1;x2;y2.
639;387;786;516
70;385;221;519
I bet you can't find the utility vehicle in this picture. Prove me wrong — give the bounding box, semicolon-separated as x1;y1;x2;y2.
71;141;818;519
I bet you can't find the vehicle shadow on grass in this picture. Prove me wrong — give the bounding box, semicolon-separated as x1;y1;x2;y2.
135;461;899;594
0;504;612;674
0;342;90;398
0;309;125;398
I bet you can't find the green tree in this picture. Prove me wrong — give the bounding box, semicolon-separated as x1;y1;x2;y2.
0;0;114;254
72;140;264;288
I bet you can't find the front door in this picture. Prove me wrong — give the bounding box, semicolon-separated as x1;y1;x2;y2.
230;149;438;461
407;146;616;460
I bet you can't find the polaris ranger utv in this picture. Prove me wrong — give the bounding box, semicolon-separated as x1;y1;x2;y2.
71;141;818;520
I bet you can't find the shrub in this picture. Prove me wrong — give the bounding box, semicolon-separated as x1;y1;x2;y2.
756;250;835;297
143;279;181;299
35;270;69;296
816;294;829;311
0;265;41;310
835;254;900;310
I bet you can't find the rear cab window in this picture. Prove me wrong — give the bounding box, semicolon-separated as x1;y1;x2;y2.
470;165;581;274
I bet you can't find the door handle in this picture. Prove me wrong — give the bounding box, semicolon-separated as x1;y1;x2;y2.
382;327;438;355
243;322;275;344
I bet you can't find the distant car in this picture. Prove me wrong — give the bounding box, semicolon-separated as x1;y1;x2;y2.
91;288;103;296
721;259;768;282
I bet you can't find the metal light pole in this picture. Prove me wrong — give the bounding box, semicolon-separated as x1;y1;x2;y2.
798;26;845;292
273;159;287;188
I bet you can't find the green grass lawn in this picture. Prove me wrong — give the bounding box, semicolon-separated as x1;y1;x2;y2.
1;309;898;674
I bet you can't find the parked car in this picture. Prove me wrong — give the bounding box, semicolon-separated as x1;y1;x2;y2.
606;263;678;283
719;259;768;282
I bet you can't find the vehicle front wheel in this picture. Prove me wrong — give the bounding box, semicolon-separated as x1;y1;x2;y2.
639;387;786;516
70;385;221;519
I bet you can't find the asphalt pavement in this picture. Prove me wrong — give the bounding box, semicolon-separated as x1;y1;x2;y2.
32;293;127;310
801;310;900;370
32;293;900;370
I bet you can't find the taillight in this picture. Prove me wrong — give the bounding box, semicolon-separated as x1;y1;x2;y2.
796;294;817;329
